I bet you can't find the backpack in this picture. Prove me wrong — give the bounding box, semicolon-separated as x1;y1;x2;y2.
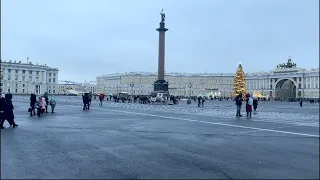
248;97;253;106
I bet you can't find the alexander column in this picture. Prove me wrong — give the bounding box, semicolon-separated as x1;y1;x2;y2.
154;9;169;93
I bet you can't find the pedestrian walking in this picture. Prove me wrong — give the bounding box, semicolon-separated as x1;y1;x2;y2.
88;92;93;106
299;99;303;107
1;93;18;128
29;93;37;116
82;93;90;110
49;95;56;113
0;94;6;129
253;97;258;112
235;92;243;117
246;93;253;118
44;92;49;113
201;96;205;107
99;93;104;106
198;96;202;107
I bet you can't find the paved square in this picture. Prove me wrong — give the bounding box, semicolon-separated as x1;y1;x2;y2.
1;96;319;179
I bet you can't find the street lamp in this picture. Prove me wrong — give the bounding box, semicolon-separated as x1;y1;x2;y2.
188;82;192;97
130;83;134;96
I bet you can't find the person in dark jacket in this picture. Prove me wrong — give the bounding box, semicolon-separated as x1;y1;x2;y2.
299;99;303;107
198;96;202;107
0;94;7;129
88;92;93;106
252;97;258;111
83;93;90;110
30;93;37;116
235;92;243;117
245;93;253;118
1;93;18;128
43;92;49;113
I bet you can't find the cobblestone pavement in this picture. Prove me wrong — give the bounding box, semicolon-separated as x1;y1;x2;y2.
14;96;319;127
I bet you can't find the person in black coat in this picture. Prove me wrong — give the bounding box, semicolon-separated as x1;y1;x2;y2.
0;94;6;129
82;93;90;110
44;92;49;113
235;92;243;117
253;97;258;111
1;93;18;128
30;93;37;116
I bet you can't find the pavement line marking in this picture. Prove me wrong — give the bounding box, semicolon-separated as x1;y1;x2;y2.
65;105;319;138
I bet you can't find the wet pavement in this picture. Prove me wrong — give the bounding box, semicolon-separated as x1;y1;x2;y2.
1;96;319;179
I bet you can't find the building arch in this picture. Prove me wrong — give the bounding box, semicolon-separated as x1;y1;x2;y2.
275;78;297;99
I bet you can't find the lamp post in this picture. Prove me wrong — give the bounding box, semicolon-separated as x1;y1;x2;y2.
188;82;192;97
130;83;134;96
302;70;305;100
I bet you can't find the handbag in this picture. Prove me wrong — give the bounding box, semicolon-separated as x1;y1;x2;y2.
28;107;32;112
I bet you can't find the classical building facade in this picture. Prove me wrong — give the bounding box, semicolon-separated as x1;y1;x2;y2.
96;72;235;97
97;58;319;99
245;58;319;99
0;59;59;95
57;81;96;95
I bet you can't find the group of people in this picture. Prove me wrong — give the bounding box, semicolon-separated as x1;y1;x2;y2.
29;92;57;116
82;92;95;110
235;92;258;118
0;93;18;129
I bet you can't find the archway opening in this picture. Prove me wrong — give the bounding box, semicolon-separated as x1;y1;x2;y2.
275;79;296;99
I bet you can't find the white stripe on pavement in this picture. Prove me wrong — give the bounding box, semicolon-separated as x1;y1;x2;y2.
65;105;319;138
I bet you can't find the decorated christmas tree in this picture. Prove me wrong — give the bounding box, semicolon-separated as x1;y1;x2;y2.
232;63;246;98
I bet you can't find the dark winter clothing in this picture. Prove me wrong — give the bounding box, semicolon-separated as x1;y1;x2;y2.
30;93;37;116
253;99;258;111
235;95;243;117
1;93;18;127
83;93;90;110
246;94;252;118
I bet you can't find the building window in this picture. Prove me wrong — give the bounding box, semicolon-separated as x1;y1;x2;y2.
49;90;51;94
8;69;11;73
53;73;56;76
22;70;26;74
15;76;18;81
36;71;39;75
53;90;55;94
49;73;51;76
8;89;10;93
49;78;51;83
23;84;25;87
15;84;18;87
23;89;25;93
22;76;25;81
15;70;18;73
53;78;55;83
36;77;39;80
53;86;55;88
15;89;18;93
8;76;11;80
29;71;32;74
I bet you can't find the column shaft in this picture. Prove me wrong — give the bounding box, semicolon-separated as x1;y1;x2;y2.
158;31;165;80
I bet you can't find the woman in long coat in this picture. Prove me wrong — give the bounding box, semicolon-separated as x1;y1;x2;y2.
3;93;18;128
30;93;37;116
245;93;252;118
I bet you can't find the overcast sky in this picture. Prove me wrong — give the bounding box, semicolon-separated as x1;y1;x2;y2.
1;0;319;82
